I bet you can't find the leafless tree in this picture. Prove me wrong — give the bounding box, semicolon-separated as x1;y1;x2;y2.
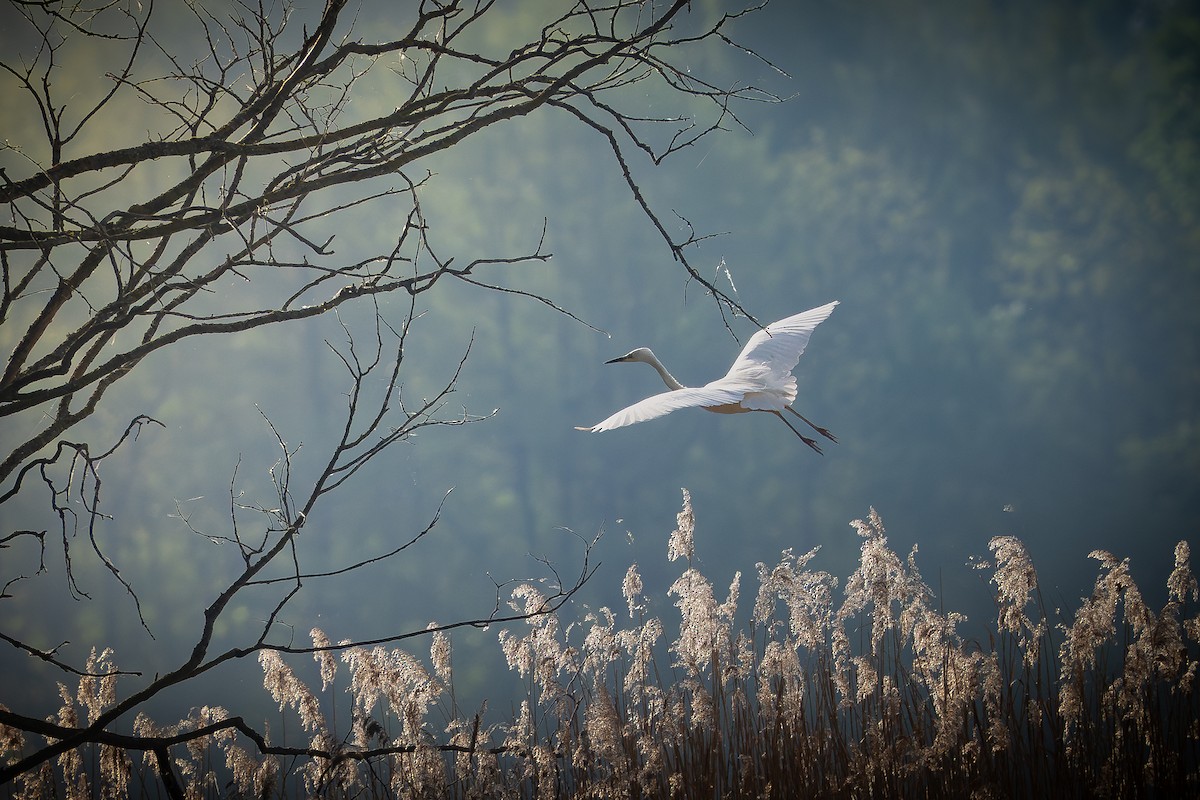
0;0;775;793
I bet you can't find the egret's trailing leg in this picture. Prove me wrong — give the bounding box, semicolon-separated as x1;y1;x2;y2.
773;411;824;454
786;407;837;442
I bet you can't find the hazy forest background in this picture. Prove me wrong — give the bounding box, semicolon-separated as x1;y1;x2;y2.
1;0;1198;758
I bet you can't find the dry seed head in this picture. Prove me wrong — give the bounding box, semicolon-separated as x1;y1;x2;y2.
310;628;337;691
988;537;1038;624
668;488;695;563
623;562;645;618
77;648;118;726
618;615;663;704
582;607;617;676
1168;541;1198;605
259;650;327;735
430;625;453;684
585;684;624;763
669;567;733;675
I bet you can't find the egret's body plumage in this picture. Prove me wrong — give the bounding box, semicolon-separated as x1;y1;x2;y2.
578;301;839;452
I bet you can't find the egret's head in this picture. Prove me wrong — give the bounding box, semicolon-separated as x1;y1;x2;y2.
606;347;655;365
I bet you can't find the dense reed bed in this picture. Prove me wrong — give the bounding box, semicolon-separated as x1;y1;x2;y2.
4;492;1198;798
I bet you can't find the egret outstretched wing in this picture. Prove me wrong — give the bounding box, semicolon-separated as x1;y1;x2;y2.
578;385;746;432
725;301;839;383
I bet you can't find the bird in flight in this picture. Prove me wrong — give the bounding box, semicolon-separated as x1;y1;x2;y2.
577;301;839;453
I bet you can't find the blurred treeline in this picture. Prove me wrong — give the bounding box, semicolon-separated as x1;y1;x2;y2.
1;0;1197;721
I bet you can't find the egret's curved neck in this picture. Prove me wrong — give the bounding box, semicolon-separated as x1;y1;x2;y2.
644;352;686;391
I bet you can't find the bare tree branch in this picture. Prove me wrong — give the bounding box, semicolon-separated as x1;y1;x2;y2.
0;0;778;791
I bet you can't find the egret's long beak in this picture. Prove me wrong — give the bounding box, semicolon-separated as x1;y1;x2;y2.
605;355;632;364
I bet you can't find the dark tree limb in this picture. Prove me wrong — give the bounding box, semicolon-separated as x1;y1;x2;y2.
0;0;778;791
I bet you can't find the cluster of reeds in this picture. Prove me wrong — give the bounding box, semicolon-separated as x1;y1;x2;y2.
4;491;1198;798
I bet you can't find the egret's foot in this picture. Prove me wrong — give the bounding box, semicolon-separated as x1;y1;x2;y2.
774;411;824;454
801;434;824;454
786;407;837;444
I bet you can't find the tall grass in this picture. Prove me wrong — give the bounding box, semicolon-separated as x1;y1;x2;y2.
4;490;1198;798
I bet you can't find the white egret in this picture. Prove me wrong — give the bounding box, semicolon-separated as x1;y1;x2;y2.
577;301;839;453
